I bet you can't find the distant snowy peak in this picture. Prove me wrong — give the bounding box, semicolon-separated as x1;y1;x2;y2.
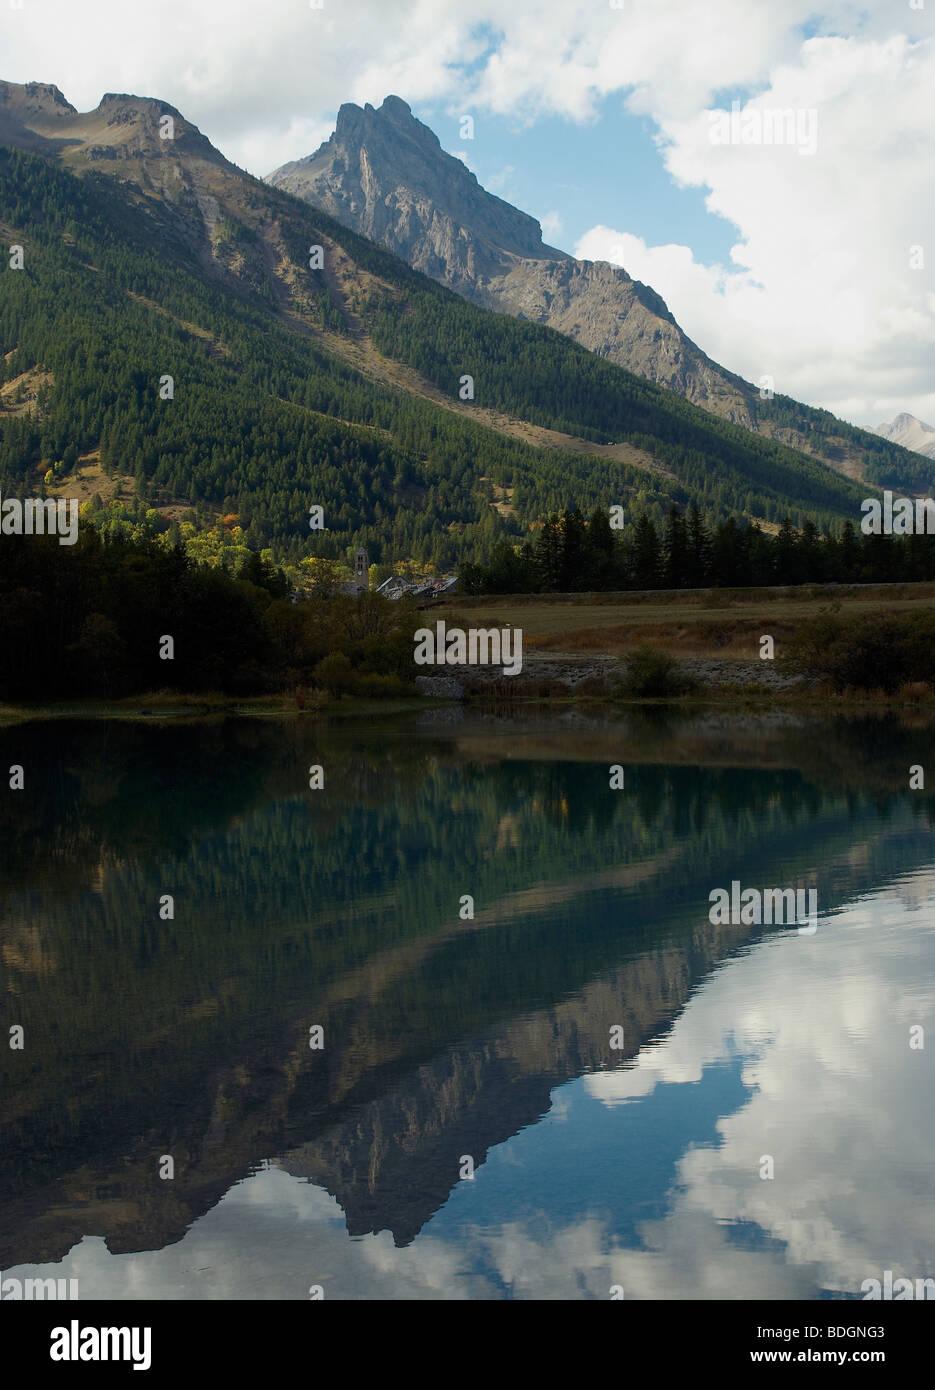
873;413;935;460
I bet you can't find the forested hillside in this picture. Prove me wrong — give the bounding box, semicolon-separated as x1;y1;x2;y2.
0;100;894;570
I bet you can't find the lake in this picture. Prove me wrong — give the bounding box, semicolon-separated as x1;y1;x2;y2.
2;707;934;1300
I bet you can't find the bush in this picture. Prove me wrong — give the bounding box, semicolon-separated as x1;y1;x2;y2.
312;650;356;696
354;672;413;698
615;645;698;698
786;612;935;692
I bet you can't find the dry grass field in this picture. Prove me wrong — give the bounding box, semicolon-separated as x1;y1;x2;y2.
424;584;935;660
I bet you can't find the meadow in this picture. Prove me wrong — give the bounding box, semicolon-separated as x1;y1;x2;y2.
426;583;935;661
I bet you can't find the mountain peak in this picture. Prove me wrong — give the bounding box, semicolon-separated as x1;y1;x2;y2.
331;93;442;158
377;94;413;118
895;411;932;431
0;78;230;170
339;95;416;121
872;412;935;460
0;80;77;118
96;92;180;114
268;94;555;277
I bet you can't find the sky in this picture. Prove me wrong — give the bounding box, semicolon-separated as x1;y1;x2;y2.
1;0;933;429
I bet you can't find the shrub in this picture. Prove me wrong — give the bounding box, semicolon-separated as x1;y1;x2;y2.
615;645;698;698
354;672;413;698
786;612;935;693
312;650;356;696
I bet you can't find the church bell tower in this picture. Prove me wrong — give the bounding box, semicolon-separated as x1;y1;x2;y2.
354;546;369;593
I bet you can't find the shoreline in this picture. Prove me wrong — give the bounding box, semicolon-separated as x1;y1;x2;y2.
2;683;933;724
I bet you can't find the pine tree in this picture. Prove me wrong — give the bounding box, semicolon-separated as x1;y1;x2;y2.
840;520;860;582
687;505;711;587
630;514;661;589
533;516;563;591
559;508;589;590
663;506;690;588
775;518;797;584
586;506;617;588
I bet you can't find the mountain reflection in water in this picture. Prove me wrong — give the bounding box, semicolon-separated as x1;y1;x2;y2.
1;709;933;1299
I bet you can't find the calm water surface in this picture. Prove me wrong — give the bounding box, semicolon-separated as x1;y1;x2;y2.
2;708;934;1299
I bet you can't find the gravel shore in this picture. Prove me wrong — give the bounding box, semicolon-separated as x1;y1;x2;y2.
416;654;806;697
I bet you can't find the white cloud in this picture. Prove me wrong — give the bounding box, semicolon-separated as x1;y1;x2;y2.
4;0;915;173
484;164;515;192
540;210;563;242
576;34;935;424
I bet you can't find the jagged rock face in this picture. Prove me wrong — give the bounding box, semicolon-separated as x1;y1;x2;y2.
270;95;558;284
268;96;754;424
873;412;935;460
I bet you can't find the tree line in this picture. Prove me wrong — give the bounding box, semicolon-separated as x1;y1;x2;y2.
460;506;935;593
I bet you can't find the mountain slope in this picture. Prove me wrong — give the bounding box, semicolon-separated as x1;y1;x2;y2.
269;96;933;494
873;412;935;461
269;97;753;425
0;80;892;569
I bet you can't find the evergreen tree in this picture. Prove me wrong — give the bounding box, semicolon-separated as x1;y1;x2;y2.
686;505;711;588
533;516;564;591
586;505;619;588
839;521;860;582
630;514;661;589
775;518;798;584
559;508;589;590
711;517;745;587
663;506;690;588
